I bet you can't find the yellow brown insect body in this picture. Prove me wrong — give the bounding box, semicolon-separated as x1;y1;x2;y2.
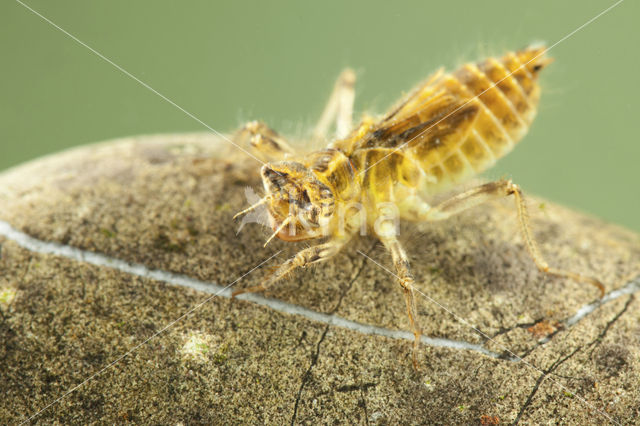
331;47;548;210
233;45;604;369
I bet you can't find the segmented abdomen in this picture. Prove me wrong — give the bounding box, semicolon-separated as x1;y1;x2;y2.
410;47;545;189
346;46;548;195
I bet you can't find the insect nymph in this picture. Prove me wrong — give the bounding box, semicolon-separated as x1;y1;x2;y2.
233;45;604;369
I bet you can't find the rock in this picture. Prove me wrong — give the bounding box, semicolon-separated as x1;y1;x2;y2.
0;134;639;424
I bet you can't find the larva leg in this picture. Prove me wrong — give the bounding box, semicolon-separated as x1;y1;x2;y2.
232;238;348;296
235;120;294;162
312;68;356;141
379;236;422;371
419;179;605;297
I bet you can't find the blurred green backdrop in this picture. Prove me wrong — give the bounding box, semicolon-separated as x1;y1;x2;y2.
1;1;638;231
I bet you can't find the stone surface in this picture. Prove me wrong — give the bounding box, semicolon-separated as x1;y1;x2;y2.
0;134;639;424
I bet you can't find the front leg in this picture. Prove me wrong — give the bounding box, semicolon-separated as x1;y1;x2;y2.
379;235;422;371
232;237;348;296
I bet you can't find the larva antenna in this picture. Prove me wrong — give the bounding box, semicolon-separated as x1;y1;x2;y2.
233;196;268;220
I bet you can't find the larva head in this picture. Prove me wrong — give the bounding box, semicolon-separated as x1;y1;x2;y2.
260;161;335;242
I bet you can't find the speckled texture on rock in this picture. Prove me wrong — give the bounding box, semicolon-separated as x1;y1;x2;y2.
0;134;639;424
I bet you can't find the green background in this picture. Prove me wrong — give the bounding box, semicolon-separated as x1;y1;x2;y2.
1;1;638;232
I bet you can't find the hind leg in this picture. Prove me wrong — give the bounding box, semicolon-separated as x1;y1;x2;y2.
417;179;605;297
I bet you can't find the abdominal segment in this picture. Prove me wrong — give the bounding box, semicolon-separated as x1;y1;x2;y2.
334;46;546;206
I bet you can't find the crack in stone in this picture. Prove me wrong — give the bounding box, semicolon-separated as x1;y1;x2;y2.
514;277;640;361
290;245;374;425
512;295;634;425
488;317;547;340
291;325;330;426
360;384;371;426
336;382;377;393
512;345;584;425
587;295;634;351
